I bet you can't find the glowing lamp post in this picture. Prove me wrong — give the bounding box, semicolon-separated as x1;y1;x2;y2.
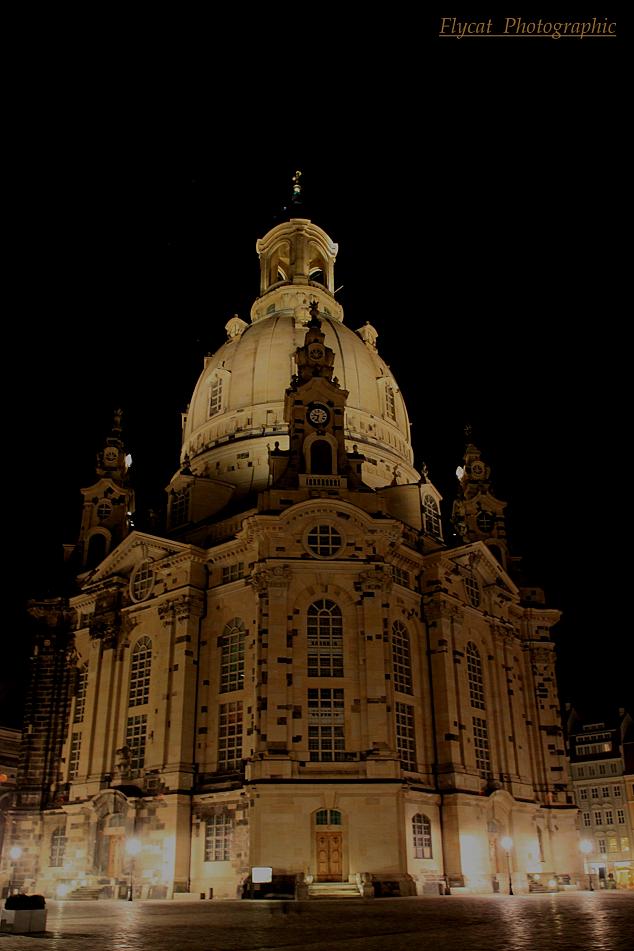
500;836;514;896
580;839;593;890
8;845;22;896
126;838;141;901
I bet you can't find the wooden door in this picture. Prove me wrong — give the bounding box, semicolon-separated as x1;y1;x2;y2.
316;832;343;881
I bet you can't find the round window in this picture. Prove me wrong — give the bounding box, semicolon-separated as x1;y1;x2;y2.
305;524;343;558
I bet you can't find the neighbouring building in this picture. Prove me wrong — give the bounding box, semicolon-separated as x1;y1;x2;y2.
2;208;585;900
567;707;634;889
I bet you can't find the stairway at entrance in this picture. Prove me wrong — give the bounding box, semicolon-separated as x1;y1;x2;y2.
307;881;362;899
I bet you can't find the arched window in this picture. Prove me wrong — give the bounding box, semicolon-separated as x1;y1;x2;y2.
86;532;107;568
49;827;66;867
129;637;152;707
220;618;246;693
412;814;432;858
74;663;88;724
466;643;485;710
392;620;412;694
310;439;333;474
307;600;343;677
423;496;441;539
315;809;342;826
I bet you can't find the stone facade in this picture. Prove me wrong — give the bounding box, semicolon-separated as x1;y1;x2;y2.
2;215;584;899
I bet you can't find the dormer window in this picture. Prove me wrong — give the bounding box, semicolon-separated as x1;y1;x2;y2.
385;384;396;421
423;495;442;539
208;377;223;418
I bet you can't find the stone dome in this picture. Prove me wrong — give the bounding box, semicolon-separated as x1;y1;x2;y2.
179;219;420;498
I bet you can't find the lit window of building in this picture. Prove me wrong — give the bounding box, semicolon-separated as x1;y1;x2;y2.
392;620;412;695
393;566;410;588
412;814;432;858
395;703;416;771
220;619;246;693
204;814;233;861
385;383;396;421
129;637;152;707
423;495;441;539
218;702;243;771
307;600;343;678
467;643;485;710
473;716;491;774
73;664;88;724
49;827;66;867
68;731;81;780
170;488;190;527
598;838;607;854
306;524;343;557
208;377;223;417
464;574;480;608
131;562;154;602
315;809;341;826
308;688;345;762
222;563;245;583
126;714;147;771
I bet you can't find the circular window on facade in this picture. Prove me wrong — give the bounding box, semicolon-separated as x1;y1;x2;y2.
130;561;155;603
305;524;343;558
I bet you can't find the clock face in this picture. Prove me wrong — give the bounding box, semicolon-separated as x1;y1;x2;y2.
471;461;485;477
307;404;330;427
308;344;325;362
104;447;118;465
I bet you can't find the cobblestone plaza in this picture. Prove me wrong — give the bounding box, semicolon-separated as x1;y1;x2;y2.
1;893;632;950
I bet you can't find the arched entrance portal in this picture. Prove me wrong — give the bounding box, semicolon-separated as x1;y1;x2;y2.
313;808;344;882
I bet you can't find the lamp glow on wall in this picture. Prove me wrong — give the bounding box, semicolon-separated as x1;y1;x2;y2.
580;839;593;890
126;838;142;901
500;836;514;896
8;845;22;896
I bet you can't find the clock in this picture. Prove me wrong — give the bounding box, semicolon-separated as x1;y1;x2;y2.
307;403;330;427
471;461;485;477
308;344;325;362
103;447;118;466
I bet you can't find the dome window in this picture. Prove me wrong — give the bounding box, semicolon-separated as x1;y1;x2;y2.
208;377;223;418
306;524;343;558
385;384;396;421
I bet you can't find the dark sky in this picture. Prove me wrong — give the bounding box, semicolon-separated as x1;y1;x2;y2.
4;21;629;726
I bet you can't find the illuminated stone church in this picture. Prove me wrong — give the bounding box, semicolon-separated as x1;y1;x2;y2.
4;210;584;899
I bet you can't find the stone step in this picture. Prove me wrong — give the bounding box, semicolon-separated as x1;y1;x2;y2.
67;886;103;901
308;882;362;899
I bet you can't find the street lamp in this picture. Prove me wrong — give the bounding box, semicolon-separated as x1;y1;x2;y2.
125;838;141;901
8;845;22;896
500;835;514;895
580;839;593;890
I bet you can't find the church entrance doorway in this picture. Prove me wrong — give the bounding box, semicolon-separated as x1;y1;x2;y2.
313;808;344;882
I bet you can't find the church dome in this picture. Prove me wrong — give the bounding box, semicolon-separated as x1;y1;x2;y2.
179;219;419;497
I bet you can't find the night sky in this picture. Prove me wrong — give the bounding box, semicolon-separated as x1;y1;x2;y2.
5;21;629;727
